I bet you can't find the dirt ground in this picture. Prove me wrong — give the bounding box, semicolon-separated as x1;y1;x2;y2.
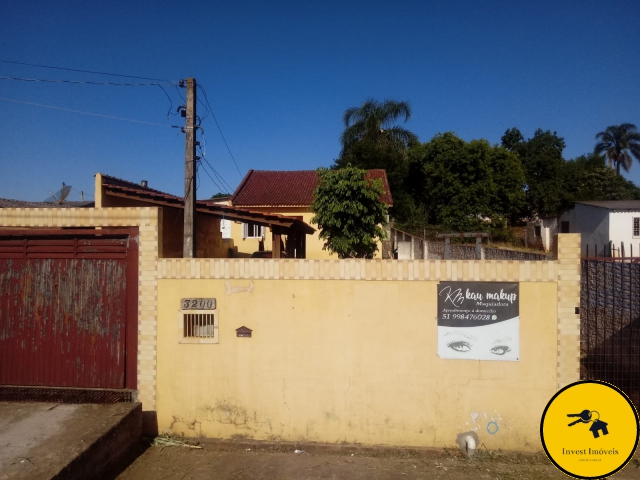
116;442;640;480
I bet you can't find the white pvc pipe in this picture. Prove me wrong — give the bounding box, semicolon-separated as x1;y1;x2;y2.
465;435;477;457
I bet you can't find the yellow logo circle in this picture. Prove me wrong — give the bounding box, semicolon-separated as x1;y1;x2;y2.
540;380;639;479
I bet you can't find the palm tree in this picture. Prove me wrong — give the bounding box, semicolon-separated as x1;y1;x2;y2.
340;99;418;156
594;123;640;175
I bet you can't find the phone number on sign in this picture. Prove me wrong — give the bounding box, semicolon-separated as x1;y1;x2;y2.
441;314;491;320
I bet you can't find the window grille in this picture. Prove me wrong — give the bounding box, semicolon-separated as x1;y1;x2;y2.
180;311;218;344
633;217;640;237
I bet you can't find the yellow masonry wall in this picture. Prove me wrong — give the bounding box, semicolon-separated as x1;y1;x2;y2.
157;278;557;449
155;234;581;451
0;204;581;450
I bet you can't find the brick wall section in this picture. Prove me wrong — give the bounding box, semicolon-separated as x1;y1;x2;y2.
0;208;160;410
158;257;559;282
555;233;581;389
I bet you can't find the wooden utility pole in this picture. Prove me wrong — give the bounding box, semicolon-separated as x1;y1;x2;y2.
183;78;197;258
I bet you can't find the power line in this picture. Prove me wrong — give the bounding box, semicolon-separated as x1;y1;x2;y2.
197;133;235;192
0;59;172;82
197;84;243;179
207;159;234;193
0;76;174;86
200;153;234;193
198;158;225;192
0;97;178;127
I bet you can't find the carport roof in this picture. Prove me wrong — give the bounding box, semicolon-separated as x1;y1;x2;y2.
0;198;94;208
98;174;315;234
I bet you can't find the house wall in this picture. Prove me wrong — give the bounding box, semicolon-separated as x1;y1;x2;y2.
608;209;640;256
154;234;581;451
97;186;230;258
569;204;609;256
229;206;383;259
541;217;559;251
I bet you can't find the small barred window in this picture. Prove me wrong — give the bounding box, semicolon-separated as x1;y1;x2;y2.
184;313;216;338
634;218;640;238
180;311;218;344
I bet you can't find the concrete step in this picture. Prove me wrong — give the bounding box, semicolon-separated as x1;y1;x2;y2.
0;401;142;480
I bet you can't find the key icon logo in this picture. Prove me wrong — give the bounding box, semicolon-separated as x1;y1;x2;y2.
566;410;609;438
541;380;639;480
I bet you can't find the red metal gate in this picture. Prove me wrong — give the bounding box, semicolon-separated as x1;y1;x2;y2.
0;229;138;389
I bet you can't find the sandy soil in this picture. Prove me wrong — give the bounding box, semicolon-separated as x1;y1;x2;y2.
116;442;640;480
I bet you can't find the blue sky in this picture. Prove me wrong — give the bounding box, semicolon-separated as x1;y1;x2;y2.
1;0;639;201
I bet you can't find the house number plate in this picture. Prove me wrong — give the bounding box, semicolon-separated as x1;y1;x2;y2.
181;298;216;310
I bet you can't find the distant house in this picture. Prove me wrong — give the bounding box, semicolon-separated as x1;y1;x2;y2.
94;173;314;258
229;169;393;259
528;201;640;256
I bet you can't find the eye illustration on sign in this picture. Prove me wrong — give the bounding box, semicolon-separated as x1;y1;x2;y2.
437;282;519;361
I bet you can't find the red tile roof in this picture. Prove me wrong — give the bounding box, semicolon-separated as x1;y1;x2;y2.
231;170;393;207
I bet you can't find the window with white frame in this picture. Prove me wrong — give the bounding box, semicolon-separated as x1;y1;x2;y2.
242;222;265;238
634;217;640;238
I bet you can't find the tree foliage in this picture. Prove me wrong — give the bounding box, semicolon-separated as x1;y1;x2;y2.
340;99;418;156
311;166;388;259
328;100;640;235
406;132;525;231
594;123;640;175
563;153;640;201
501;128;567;218
335;99;418;222
210;192;231;199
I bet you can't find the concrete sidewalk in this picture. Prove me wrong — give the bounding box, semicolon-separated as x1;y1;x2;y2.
0;401;141;480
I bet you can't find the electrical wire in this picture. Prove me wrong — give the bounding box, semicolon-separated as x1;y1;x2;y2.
195;87;209;122
202;158;232;193
205;158;234;193
157;84;178;117
0;76;174;86
197;140;232;193
0;97;178;127
0;59;173;82
198;158;225;193
197;84;243;178
197;133;235;192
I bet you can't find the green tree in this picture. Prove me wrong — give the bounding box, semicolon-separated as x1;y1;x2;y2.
502;128;566;218
340;99;418;155
406;132;525;231
594;123;640;175
311;166;388;259
335;99;418;222
210;192;231;199
500;127;524;152
563;153;640;201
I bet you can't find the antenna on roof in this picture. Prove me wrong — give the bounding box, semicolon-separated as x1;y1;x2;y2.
44;182;72;204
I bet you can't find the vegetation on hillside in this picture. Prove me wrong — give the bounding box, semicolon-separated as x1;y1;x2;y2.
326;102;640;242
